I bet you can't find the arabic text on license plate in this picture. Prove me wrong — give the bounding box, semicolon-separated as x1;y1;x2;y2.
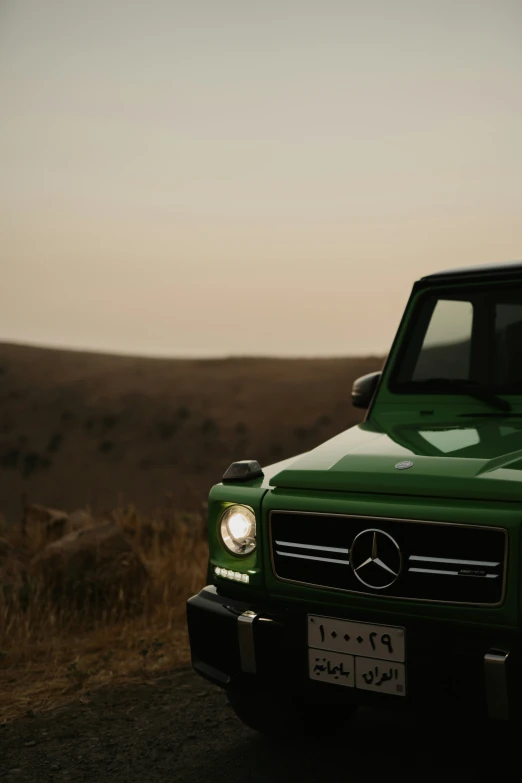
355;657;406;696
308;649;406;696
308;649;355;688
308;615;405;662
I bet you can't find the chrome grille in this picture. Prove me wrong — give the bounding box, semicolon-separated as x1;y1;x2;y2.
270;511;507;606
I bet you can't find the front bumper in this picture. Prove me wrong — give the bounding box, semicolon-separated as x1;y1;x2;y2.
187;586;522;720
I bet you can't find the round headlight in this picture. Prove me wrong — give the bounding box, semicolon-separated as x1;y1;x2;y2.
220;505;256;556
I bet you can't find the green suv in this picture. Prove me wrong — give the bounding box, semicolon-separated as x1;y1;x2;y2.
187;262;522;736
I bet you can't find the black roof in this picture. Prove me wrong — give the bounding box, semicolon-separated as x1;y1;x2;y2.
419;260;522;284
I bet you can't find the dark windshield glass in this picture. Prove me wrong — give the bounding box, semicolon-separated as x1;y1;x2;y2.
391;285;522;393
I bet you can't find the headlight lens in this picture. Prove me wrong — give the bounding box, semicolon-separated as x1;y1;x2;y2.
220;505;256;556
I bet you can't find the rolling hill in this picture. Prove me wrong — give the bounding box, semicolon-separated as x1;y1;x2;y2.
0;342;383;524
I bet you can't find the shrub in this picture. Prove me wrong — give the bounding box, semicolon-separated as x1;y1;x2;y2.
22;452;51;478
158;421;177;440
99;440;114;453
47;433;63;453
201;418;218;435
0;448;20;469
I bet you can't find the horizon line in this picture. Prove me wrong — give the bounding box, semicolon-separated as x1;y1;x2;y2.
0;337;387;362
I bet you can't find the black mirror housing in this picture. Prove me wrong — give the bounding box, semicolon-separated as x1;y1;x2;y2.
352;371;382;409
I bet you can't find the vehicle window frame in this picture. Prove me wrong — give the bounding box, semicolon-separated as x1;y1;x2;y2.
387;284;522;395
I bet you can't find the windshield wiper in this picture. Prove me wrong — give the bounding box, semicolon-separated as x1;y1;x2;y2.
405;378;512;413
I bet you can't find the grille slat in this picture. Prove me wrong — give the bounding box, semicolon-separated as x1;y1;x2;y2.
270;511;507;606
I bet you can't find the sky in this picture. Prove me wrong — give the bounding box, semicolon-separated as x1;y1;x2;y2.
1;0;521;358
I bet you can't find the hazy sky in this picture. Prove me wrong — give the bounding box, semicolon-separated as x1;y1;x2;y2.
1;0;521;357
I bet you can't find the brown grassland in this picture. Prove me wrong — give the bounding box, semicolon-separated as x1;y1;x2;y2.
0;506;208;723
0;343;382;721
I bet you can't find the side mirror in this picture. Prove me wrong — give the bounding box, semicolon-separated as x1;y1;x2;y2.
352;371;382;409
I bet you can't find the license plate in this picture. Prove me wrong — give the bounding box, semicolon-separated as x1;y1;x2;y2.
308;615;406;696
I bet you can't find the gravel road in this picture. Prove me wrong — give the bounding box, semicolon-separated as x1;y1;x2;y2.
0;668;514;782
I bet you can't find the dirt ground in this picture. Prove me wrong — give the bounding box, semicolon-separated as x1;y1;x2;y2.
0;667;515;782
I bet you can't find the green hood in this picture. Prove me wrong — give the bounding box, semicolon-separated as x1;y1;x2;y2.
269;417;522;503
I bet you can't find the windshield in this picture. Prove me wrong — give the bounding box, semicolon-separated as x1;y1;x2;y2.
390;284;522;394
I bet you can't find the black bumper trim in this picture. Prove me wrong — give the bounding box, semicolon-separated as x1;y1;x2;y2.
193;660;232;685
186;586;522;717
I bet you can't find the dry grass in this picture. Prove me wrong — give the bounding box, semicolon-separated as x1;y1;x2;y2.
0;507;208;723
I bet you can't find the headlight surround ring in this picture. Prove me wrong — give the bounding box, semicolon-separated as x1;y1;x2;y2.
219;504;256;557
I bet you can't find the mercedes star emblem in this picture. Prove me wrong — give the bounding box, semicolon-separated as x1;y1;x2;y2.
349;529;402;590
395;461;414;470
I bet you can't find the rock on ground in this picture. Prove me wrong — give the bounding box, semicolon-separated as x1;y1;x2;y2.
21;505;95;545
21;505;70;543
67;509;95;532
30;521;147;609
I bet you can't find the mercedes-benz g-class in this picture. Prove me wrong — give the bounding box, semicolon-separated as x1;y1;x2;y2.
187;262;522;736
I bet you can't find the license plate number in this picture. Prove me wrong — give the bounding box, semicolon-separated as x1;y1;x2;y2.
308;615;405;661
308;615;406;697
